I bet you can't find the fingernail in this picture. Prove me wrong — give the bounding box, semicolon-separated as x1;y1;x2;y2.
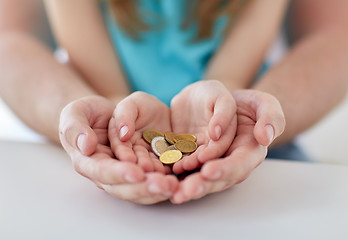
120;125;129;139
265;125;274;144
77;134;87;152
215;125;222;140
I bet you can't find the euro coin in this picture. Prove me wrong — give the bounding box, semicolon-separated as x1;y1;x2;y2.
164;131;176;145
151;136;170;157
174;140;197;153
142;129;164;144
174;133;197;143
159;150;182;164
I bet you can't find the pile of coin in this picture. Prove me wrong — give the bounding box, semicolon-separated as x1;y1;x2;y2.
142;129;198;164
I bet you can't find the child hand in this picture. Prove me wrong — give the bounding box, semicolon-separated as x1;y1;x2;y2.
170;80;237;174
108;91;172;174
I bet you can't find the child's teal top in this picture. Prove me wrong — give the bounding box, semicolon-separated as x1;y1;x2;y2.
101;2;308;161
101;0;228;106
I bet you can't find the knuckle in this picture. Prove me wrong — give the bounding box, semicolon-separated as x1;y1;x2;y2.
132;91;148;99
107;189;128;201
59;124;77;147
94;161;110;183
229;161;251;184
72;160;85;177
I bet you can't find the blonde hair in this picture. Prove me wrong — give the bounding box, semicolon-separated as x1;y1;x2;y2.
107;0;249;41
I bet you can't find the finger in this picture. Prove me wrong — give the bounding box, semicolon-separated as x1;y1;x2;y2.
102;173;179;205
208;94;236;141
197;124;237;164
108;117;137;163
172;150;202;174
149;153;167;174
254;94;285;146
171;173;202;204
164;165;173;175
112;98;139;142
72;153;145;185
233;90;286;146
59;103;98;156
172;158;185;174
200;137;267;183
171;172;225;204
172;140;268;204
134;145;155;172
197;118;236;163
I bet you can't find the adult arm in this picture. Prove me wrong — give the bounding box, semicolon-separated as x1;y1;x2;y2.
0;0;97;142
0;0;177;205
205;0;348;146
253;0;348;145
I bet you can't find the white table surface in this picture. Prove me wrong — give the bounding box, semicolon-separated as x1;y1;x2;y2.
1;140;348;240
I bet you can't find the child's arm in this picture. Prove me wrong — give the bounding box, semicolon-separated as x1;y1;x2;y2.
44;0;130;100
205;0;289;90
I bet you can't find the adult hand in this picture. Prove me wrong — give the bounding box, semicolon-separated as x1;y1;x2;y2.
171;90;286;204
170;80;237;174
59;95;178;204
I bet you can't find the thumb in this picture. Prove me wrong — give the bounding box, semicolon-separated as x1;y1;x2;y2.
59;103;98;156
233;90;286;146
252;94;286;146
111;98;139;142
208;94;236;141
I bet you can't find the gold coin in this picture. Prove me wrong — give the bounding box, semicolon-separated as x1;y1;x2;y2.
142;129;164;144
151;136;170;157
164;131;176;145
174;140;197;153
159;150;182;164
174;133;197;143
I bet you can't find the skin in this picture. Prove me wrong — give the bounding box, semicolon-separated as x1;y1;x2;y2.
171;90;285;203
109;80;237;174
170;80;237;174
59;96;179;205
207;0;348;145
0;0;347;204
108;91;172;174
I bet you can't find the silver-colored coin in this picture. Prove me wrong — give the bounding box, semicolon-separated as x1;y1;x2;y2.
151;136;170;157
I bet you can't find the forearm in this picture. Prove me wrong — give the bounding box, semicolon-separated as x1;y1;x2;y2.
253;28;348;145
0;32;98;142
205;0;289;90
44;0;130;100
